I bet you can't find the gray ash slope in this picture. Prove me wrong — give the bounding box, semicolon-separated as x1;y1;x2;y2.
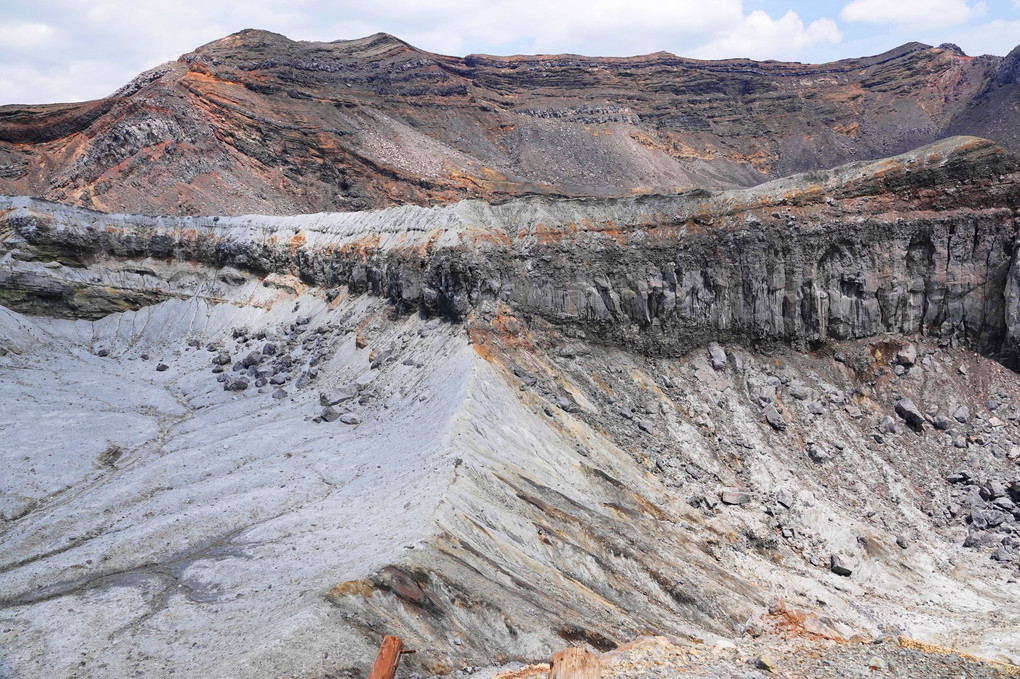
1;135;1020;678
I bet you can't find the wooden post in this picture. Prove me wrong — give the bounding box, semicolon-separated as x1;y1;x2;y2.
368;636;405;679
549;647;601;679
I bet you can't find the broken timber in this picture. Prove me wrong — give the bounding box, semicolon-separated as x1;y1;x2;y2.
549;647;601;679
368;636;415;679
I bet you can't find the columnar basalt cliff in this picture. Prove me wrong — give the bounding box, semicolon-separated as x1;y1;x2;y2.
1;31;1019;216
4;136;1018;363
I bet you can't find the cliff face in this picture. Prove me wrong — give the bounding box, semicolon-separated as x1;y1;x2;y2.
3;136;1020;677
4;136;1018;363
0;31;1019;216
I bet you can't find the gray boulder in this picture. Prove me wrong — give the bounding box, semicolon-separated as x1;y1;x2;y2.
708;342;727;371
764;403;787;431
320;383;359;406
896;344;917;366
894;398;925;430
224;377;249;391
830;554;854;576
242;351;263;368
878;415;898;434
954;405;970;423
339;412;361;425
720;490;750;505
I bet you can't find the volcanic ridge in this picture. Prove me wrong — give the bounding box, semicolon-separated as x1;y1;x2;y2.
1;32;1020;679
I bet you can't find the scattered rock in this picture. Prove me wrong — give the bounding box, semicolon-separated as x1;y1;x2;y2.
878;415;898;434
321;406;342;422
218;267;246;285
720;490;750;505
224;377;249;391
320;384;360;406
708;342;727;371
896;344;917;366
953;405;970;423
894;398;925;430
777;489;795;509
764;403;786;431
755;654;777;673
156;363;169;372
242;351;263;368
830;554;853;576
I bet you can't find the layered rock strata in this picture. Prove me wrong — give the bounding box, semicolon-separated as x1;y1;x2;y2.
3;136;1018;363
1;31;1019;215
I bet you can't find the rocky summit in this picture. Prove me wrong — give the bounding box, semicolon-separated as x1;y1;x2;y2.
2;32;1020;679
2;31;1020;216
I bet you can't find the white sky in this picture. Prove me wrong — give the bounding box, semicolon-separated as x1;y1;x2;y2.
1;0;1018;105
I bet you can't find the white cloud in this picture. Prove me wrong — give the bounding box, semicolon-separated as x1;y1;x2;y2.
693;10;843;61
0;22;59;49
0;0;851;104
840;0;986;30
945;18;1020;56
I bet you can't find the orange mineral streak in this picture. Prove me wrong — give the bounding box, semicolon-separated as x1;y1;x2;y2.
469;309;536;363
765;599;844;642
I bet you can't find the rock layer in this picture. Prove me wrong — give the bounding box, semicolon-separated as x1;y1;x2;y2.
1;31;1019;215
3;136;1018;363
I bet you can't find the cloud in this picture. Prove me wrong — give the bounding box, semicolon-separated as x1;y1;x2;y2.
0;22;59;49
693;10;843;61
945;18;1020;56
0;0;849;104
840;0;986;30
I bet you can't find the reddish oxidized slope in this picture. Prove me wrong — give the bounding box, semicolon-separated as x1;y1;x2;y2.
0;31;1018;216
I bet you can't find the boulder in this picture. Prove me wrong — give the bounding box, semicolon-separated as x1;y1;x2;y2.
878;415;898;434
224;377;249;391
830;554;854;576
894;398;925;430
777;489;795;509
953;405;970;423
720;490;751;505
242;351;263;368
320;383;359;406
764;403;787;431
708;342;727;371
896;344;917;366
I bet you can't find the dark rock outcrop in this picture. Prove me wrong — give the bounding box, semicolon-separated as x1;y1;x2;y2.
3;136;1018;366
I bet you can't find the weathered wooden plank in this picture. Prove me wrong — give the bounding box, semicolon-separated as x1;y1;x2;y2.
549;647;601;679
368;635;404;679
